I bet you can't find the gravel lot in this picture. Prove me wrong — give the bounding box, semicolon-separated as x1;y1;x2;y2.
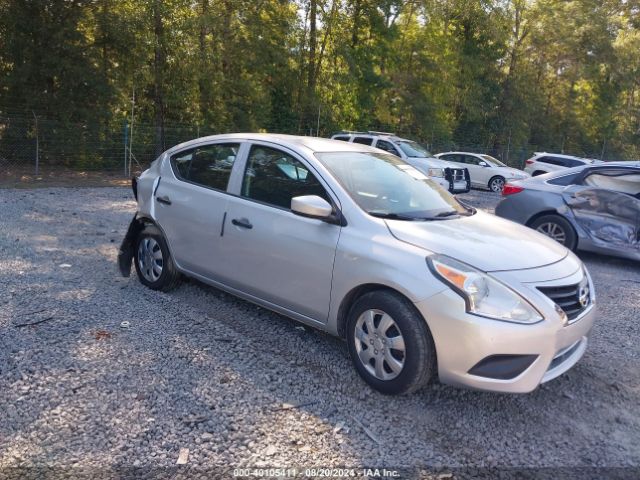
1;187;639;477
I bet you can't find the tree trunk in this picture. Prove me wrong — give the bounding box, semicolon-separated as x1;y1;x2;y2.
198;0;210;127
153;0;166;156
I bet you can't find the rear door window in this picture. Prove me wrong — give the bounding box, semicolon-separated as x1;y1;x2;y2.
353;137;374;146
170;143;240;191
440;154;463;163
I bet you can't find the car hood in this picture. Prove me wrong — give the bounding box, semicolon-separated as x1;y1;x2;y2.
406;157;454;169
495;166;529;178
385;210;568;272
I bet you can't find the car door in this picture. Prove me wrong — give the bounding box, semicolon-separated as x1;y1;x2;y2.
455;155;484;186
563;168;640;252
215;143;342;322
153;142;243;277
470;154;493;186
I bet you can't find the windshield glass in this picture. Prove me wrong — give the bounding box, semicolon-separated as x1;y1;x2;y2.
480;154;507;167
396;141;433;158
315;152;471;220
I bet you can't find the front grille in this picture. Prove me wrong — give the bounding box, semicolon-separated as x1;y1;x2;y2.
444;168;467;182
537;281;591;322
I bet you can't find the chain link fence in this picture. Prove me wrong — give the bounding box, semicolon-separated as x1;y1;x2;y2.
0;113;635;184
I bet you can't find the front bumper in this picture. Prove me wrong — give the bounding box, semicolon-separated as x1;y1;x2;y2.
415;266;596;393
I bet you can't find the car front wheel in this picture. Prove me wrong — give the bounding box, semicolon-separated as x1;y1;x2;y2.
346;291;436;395
488;176;505;193
134;224;181;291
530;214;577;250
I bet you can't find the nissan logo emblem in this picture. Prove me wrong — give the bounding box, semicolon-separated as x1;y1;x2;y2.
578;285;590;308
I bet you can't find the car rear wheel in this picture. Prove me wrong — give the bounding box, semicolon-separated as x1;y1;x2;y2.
530;214;577;250
346;291;436;395
488;176;505;193
134;225;181;291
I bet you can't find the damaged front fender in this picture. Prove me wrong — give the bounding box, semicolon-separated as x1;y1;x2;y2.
118;215;145;277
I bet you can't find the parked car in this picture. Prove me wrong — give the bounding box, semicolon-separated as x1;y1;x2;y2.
496;162;640;261
523;152;601;177
434;151;530;193
331;131;471;194
119;134;596;395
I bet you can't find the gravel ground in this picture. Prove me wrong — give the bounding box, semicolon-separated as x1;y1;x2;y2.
0;187;639;478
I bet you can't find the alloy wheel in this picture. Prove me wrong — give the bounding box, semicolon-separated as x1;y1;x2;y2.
490;177;505;193
536;222;567;244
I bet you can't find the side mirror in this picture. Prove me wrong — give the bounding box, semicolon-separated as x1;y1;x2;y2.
479;161;488;167
291;195;333;219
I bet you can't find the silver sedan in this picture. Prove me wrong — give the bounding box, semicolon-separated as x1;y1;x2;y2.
118;134;596;394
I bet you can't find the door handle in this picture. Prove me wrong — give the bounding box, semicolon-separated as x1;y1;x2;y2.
231;218;253;229
156;195;171;205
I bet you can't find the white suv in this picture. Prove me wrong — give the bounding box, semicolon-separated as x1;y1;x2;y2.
524;153;599;177
331;131;470;193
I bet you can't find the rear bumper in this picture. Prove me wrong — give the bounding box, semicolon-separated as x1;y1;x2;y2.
415;288;596;394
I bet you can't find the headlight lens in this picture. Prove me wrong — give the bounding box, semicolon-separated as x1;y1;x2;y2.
428;255;543;324
427;167;445;178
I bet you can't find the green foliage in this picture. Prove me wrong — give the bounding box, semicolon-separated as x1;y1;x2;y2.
0;0;638;166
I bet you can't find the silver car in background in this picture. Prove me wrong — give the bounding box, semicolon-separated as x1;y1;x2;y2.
496;162;640;261
435;151;530;192
118;134;596;395
331;131;471;194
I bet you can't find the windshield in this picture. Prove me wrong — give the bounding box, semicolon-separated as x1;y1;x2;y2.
480;154;507;167
396;141;433;158
315;152;472;220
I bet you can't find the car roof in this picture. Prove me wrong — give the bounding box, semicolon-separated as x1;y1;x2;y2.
436;151;489;156
536;161;640;179
167;133;382;155
532;152;587;160
332;132;415;143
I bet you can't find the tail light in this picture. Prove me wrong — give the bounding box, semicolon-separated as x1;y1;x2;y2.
525;159;534;165
502;184;524;196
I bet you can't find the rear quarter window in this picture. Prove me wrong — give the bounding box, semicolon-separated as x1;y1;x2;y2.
547;172;580;186
538;156;559;166
333;135;350;142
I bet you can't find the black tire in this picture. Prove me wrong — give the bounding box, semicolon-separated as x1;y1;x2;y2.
488;176;505;193
134;224;181;291
346;290;436;395
529;214;577;250
532;170;546;177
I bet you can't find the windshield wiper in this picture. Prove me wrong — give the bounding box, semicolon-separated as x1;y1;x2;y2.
433;210;460;218
368;212;424;221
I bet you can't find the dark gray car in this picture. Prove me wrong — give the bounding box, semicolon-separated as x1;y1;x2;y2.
495;162;640;261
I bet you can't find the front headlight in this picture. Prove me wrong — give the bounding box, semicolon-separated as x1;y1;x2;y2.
427;167;445;178
428;255;543;324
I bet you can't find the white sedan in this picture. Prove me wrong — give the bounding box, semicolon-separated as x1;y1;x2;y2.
435;151;530;193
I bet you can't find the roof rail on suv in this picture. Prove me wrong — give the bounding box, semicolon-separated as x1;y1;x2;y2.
367;130;396;136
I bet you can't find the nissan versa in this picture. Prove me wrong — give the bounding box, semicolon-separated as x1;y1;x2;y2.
118;134;596;395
